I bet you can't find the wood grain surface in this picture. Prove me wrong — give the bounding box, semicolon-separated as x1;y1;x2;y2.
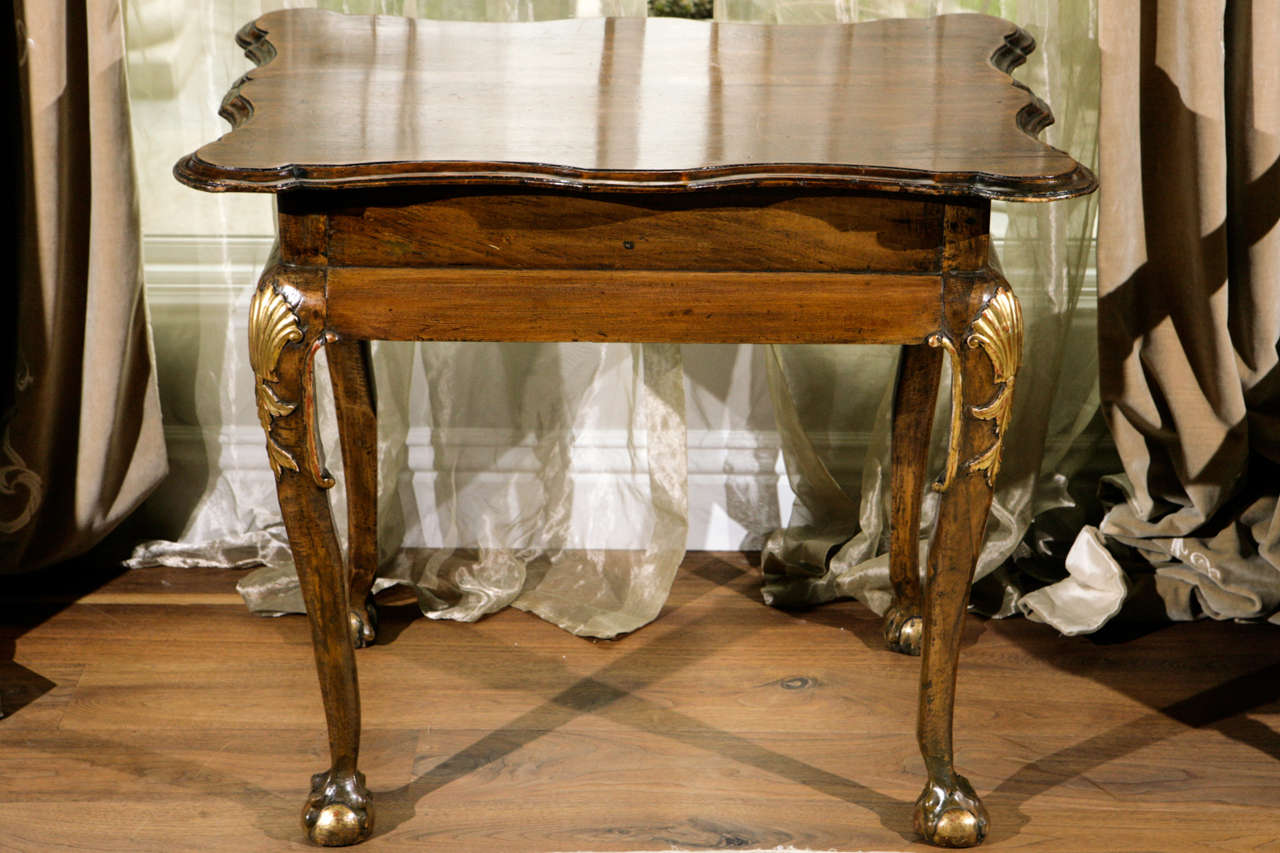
323;267;944;344
322;189;945;272
4;554;1280;852
175;10;1096;200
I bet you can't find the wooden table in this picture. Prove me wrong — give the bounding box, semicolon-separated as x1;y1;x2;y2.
176;10;1095;848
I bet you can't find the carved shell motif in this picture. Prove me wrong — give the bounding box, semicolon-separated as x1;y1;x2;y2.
929;287;1023;492
965;288;1022;485
248;282;303;479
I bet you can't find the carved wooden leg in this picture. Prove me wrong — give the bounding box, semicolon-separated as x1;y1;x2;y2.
885;342;943;656
250;261;372;846
328;339;379;648
913;284;1021;848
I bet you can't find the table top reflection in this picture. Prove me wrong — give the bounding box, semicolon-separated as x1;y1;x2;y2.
176;9;1095;200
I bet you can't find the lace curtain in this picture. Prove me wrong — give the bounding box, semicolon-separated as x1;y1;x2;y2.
125;0;1105;636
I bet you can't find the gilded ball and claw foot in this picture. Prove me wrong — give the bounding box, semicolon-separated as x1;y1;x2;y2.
348;597;378;648
882;604;923;656
913;774;988;848
303;768;373;846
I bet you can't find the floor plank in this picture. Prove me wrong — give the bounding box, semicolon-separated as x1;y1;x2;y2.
2;552;1279;852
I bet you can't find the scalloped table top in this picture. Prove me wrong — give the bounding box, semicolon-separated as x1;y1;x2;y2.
175;9;1095;200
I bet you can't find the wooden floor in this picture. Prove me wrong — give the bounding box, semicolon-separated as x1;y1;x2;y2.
3;552;1279;852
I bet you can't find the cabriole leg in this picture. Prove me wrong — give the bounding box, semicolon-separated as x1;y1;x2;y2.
884;342;943;655
250;258;372;846
328;338;379;648
913;282;1021;848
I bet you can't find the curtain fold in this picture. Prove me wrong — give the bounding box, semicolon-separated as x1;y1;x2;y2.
1026;0;1280;631
3;0;167;573
717;0;1104;627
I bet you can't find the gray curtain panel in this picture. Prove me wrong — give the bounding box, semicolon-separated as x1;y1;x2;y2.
3;0;167;572
1022;0;1280;630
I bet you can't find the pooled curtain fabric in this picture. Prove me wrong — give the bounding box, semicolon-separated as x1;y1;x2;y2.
1022;0;1280;631
2;1;167;572
125;0;693;639
718;0;1103;623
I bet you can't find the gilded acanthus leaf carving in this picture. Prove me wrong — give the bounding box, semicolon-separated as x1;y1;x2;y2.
965;288;1022;485
249;282;303;479
929;287;1023;492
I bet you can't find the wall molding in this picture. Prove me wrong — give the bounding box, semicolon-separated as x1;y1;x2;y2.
161;423;794;549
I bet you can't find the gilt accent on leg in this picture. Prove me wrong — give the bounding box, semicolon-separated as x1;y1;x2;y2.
913;275;1020;848
964;287;1022;486
929;286;1023;495
883;605;923;655
301;331;339;489
249;276;337;489
249;280;303;479
914;773;989;848
252;261;371;847
303;768;373;847
348;597;378;649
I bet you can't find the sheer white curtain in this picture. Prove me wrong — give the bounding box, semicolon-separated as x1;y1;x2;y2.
126;0;1103;636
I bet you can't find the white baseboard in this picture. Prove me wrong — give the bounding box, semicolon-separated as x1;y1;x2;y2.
161;424;800;550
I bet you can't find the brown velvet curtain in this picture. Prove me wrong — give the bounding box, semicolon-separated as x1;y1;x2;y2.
1039;0;1280;628
3;1;167;572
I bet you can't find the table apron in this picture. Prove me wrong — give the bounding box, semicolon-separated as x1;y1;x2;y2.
322;267;944;345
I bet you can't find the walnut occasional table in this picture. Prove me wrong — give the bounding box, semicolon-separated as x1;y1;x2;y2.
176;9;1095;848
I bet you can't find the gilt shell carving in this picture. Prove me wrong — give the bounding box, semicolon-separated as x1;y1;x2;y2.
930;287;1023;492
965;288;1023;485
248;282;303;479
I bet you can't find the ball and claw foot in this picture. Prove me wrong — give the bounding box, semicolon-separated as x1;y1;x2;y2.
348;598;378;649
913;774;989;848
883;604;923;656
303;768;373;846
